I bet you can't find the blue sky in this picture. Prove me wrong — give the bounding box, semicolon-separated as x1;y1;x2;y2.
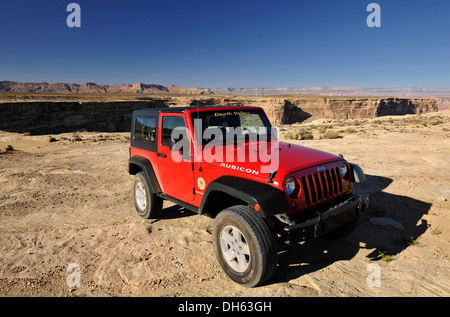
0;0;449;88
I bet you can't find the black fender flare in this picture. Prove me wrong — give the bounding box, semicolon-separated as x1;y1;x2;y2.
199;176;291;218
349;163;366;183
128;155;161;193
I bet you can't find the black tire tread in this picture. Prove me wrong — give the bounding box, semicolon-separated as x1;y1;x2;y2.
213;205;277;287
133;171;163;219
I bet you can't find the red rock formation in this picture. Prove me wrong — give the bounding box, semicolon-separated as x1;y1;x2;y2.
0;81;205;94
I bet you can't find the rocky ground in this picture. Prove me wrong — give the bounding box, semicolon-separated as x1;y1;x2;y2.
0;111;449;297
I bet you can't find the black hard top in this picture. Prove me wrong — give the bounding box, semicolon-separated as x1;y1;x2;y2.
132;105;261;116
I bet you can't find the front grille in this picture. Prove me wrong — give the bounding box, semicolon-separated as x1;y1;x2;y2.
301;167;343;206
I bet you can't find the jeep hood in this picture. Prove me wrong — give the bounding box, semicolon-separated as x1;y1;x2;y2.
202;141;343;179
274;141;343;174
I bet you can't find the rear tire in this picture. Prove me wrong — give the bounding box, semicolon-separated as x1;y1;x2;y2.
212;205;277;287
133;171;163;219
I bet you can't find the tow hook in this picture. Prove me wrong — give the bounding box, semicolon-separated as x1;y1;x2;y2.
359;194;370;214
275;213;295;226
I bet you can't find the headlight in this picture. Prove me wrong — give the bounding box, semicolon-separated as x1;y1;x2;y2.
340;162;348;179
284;177;297;197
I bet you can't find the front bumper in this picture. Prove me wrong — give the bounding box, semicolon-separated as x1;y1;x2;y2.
285;194;369;244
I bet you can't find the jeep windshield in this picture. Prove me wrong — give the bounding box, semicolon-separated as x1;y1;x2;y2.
190;109;275;146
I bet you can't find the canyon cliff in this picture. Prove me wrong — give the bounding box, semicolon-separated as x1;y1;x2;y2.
0;95;438;134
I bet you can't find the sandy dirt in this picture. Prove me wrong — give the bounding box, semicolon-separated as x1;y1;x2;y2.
0;111;449;297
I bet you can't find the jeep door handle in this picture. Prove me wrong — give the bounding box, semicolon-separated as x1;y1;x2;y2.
157;153;167;158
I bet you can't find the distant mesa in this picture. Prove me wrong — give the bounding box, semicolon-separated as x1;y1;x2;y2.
0;81;449;110
2;80;450;98
0;81;211;95
209;87;450;98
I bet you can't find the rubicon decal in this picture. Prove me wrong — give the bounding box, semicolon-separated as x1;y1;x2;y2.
220;163;259;175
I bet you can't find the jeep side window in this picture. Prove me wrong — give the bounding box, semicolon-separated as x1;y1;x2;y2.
134;116;156;142
162;116;186;146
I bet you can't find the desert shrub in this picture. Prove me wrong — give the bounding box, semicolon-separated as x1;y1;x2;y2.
301;132;313;140
322;130;340;139
345;127;356;133
284;131;299;140
47;136;57;143
284;129;313;140
431;227;442;235
71;132;83;141
378;250;395;263
298;129;313;140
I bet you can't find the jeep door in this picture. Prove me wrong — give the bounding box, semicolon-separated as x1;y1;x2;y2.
156;114;195;202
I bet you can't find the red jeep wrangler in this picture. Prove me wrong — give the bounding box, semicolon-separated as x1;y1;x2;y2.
128;106;369;287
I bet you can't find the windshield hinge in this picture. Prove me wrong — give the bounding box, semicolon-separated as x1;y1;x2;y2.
267;169;277;183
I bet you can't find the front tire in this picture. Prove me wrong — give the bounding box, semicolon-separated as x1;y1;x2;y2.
212;205;277;287
133;171;163;219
